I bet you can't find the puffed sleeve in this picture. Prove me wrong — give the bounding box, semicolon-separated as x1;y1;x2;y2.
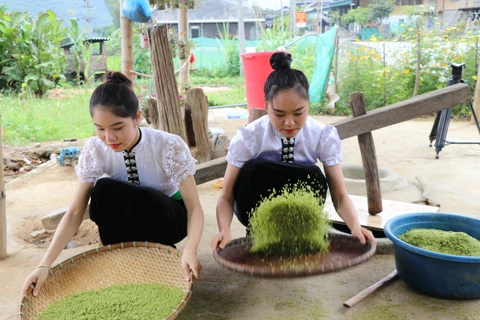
75;138;105;184
226;127;256;168
318;125;343;166
163;135;197;184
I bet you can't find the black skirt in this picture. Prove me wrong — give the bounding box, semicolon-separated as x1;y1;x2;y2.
233;159;328;228
89;178;187;246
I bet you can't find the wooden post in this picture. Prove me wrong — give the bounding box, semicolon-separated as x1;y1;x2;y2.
120;0;135;83
472;64;480;124
0;117;7;258
238;0;245;77
147;99;159;129
178;5;190;90
149;24;186;140
290;0;296;36
185;88;211;163
349;92;383;215
248;109;267;123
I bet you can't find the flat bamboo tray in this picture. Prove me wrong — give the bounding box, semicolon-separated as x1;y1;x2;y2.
18;242;193;320
213;233;376;278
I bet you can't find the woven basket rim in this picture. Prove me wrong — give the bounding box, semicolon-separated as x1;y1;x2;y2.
18;241;194;320
213;233;377;278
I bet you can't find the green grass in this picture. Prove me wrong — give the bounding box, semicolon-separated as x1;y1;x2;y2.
0;76;247;146
0;89;94;145
202;84;246;107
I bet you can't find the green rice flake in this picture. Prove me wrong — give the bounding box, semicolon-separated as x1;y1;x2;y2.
249;183;331;257
399;228;480;257
39;283;184;320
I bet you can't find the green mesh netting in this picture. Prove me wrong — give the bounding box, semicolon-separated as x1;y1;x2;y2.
361;27;380;41
190;37;261;69
308;25;338;104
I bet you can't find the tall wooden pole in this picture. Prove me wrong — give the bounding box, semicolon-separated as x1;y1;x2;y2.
120;0;135;83
178;5;190;90
0;116;7;259
238;0;245;77
290;0;296;36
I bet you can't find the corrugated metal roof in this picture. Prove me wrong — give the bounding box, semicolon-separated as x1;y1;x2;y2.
61;37;110;48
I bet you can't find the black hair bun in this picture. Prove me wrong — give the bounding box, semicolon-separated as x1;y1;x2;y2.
270;51;292;71
106;71;133;88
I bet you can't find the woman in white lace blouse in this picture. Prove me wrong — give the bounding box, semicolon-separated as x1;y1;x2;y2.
211;51;375;250
23;72;204;296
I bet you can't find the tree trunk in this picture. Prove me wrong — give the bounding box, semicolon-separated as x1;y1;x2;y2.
185;88;211;163
149;24;185;140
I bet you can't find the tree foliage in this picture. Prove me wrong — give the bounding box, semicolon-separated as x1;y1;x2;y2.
369;0;395;25
0;7;66;97
104;0;120;29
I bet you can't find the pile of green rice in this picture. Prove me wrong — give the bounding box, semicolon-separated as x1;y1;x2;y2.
39;283;184;320
399;228;480;256
249;184;331;257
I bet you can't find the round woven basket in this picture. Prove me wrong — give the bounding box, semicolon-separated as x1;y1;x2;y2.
214;233;376;278
18;242;193;320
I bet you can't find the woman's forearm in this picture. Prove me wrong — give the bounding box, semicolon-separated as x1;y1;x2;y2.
184;207;204;253
39;211;85;266
333;195;361;232
216;197;234;233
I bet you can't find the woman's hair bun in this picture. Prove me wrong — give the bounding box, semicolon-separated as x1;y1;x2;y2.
270;51;292;71
106;71;133;88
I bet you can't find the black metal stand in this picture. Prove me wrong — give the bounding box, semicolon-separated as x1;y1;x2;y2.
428;63;480;159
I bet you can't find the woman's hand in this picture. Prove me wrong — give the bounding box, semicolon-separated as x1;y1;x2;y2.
351;226;377;245
211;230;232;250
181;250;202;282
22;267;50;297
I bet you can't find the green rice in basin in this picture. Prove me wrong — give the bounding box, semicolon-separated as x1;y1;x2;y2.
399;228;480;256
39;283;184;320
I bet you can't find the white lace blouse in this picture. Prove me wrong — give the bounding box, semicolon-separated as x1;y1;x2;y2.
226;115;342;168
75;128;196;197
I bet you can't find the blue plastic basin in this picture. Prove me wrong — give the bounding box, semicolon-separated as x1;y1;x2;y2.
384;212;480;299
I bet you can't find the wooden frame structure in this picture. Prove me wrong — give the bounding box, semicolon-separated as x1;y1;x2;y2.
194;83;472;214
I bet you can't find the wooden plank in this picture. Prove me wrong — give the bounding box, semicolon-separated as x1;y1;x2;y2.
334;83;471;140
194;156;228;185
193;84;472;183
350;92;382;214
325;195;440;230
0;117;6;258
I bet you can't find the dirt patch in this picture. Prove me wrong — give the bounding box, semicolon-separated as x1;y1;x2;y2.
2;140;87;184
17;215;100;249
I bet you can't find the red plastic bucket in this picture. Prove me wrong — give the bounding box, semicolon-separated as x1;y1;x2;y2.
241;51;275;110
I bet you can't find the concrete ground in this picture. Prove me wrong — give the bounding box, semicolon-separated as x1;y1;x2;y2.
1;111;480;319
